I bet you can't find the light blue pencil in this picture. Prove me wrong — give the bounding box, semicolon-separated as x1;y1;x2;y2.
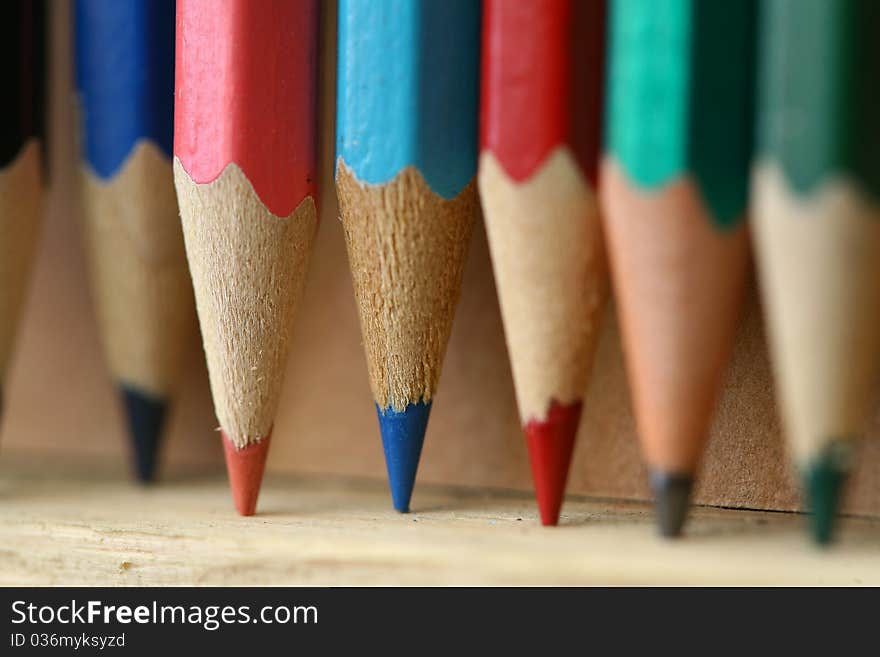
335;0;480;512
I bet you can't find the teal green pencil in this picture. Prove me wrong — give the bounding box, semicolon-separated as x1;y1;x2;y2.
751;0;880;544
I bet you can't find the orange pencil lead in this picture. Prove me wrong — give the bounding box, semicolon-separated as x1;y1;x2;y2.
222;431;271;517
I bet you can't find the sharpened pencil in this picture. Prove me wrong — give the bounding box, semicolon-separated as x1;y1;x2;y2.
174;0;320;515
336;0;480;512
601;0;755;536
75;0;193;482
479;0;607;526
751;0;880;544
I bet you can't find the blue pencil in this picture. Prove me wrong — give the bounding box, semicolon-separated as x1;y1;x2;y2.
75;0;193;482
336;0;480;512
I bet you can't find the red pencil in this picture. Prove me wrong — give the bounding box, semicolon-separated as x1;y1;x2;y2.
479;0;607;525
173;0;319;515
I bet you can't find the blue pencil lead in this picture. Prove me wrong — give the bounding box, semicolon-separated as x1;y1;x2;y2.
377;400;432;513
120;386;168;484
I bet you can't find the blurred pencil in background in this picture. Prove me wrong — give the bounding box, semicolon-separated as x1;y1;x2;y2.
479;0;607;526
601;0;755;536
0;0;45;428
336;0;480;513
174;0;320;515
752;0;880;544
75;0;193;482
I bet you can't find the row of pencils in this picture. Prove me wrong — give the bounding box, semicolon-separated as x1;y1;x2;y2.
0;0;876;546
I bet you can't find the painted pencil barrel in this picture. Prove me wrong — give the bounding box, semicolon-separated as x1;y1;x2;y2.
75;0;173;178
605;0;755;225
174;0;318;217
336;0;479;199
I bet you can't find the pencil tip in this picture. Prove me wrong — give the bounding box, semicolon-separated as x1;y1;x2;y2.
524;400;582;526
650;470;694;538
120;386;168;483
804;444;850;546
222;431;271;516
377;400;431;513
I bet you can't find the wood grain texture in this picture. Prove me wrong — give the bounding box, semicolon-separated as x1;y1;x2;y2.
752;163;880;467
81;142;193;397
0;141;42;385
1;454;878;585
336;161;476;412
174;161;318;448
479;149;605;423
600;160;750;473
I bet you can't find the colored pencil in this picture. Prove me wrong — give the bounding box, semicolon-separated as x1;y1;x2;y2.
75;0;193;482
336;0;480;512
174;0;319;515
0;0;45;424
601;0;755;536
751;0;880;544
479;0;607;526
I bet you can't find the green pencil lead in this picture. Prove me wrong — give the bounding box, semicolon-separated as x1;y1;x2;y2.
803;441;851;546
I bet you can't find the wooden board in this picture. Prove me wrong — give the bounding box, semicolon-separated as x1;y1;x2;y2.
0;452;877;586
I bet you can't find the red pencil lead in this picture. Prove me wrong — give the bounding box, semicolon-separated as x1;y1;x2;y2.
524;400;582;526
222;431;271;517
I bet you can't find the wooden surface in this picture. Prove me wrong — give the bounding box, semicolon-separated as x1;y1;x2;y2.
2;1;880;518
0;452;878;586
